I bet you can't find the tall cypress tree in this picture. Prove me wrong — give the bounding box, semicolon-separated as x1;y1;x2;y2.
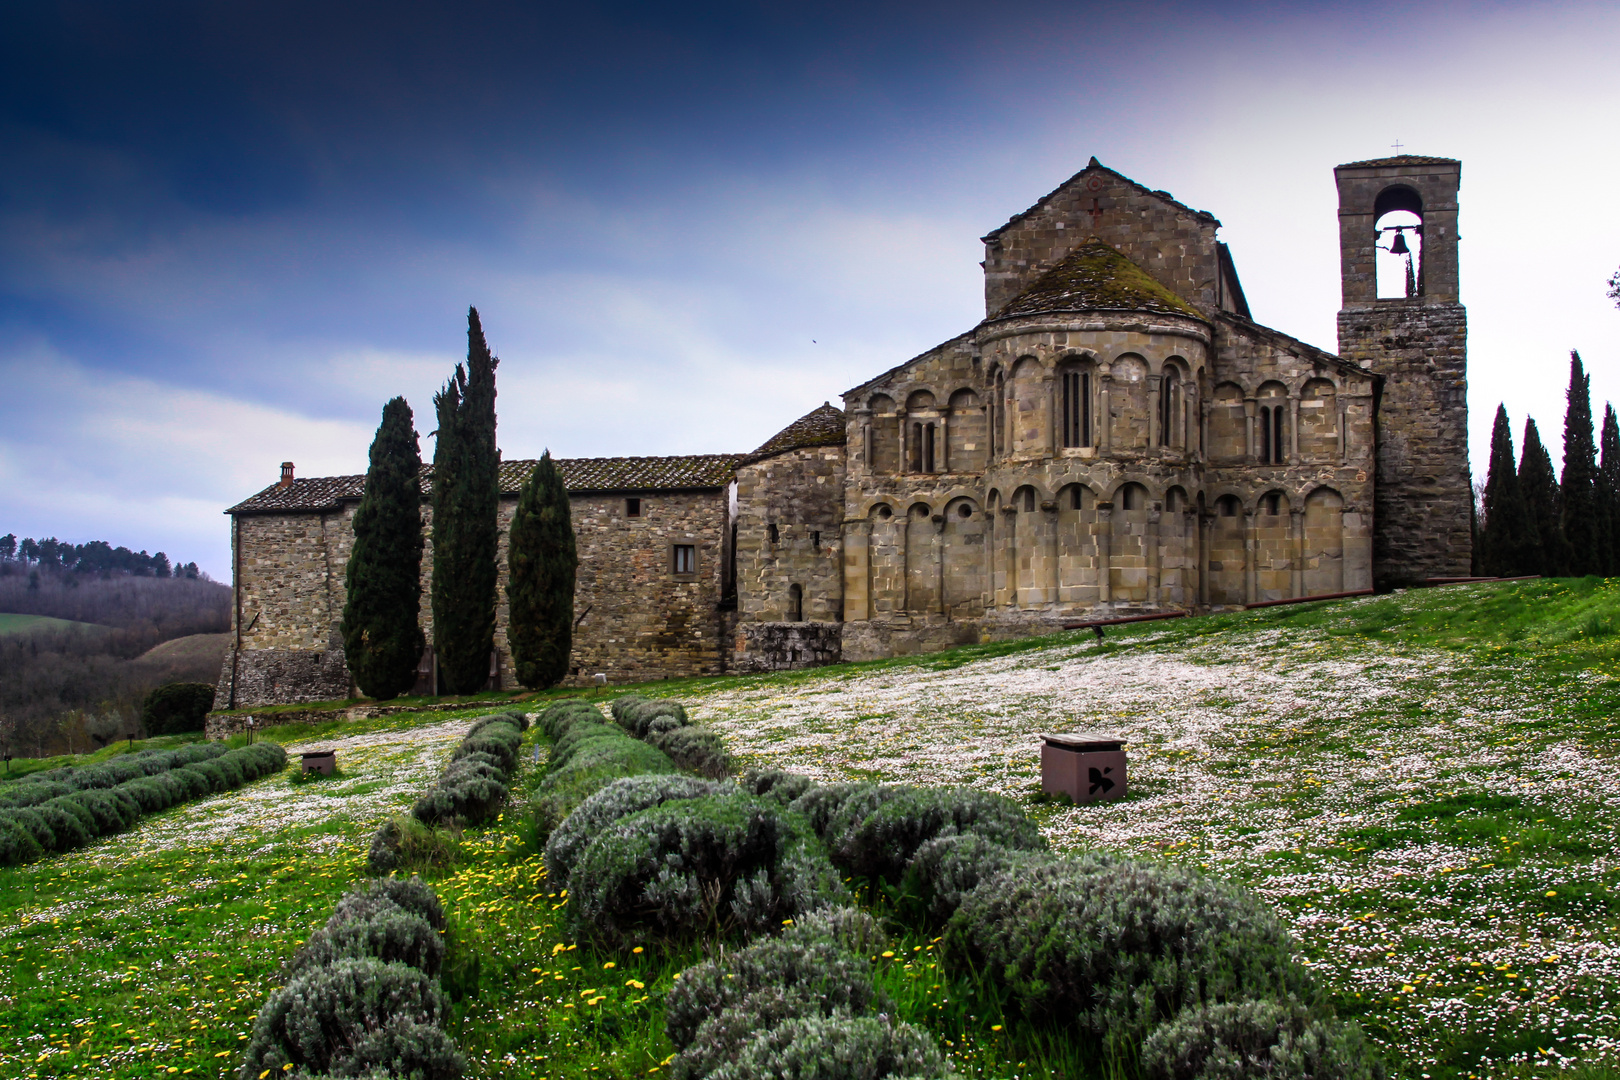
507;451;577;688
1479;405;1537;577
431;307;501;694
341;398;426;699
1560;350;1601;575
1598;403;1620;576
1520;418;1569;577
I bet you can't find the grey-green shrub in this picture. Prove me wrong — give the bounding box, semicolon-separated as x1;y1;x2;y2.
529;718;677;840
0;816;43;864
536;699;602;740
741;769;816;806
120;779;173;814
900;833;1060;927
1141;999;1383;1080
287;899;444;979
946;856;1313;1045
186;760;228;793
69;788;132;833
104;757;147;785
648;725;731;779
467;711;529;737
0;808;55;852
787;783;881;840
0;780;70;809
412;775;509;826
44;796;96;837
332;876;447;932
707;1012;949;1080
168;767;211;801
33;803;90;851
665;913;885;1054
828;785;1047;884
238;958;462;1080
611;695;689;738
568;793;842;947
545;774;727;894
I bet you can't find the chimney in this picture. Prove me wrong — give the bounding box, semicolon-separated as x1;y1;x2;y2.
279;462;295;488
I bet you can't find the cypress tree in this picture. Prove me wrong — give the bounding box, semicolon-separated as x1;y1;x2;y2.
507;451;577;688
431;307;502;695
1479;405;1537;577
341;397;427;699
1519;418;1568;577
1560;350;1601;575
1599;403;1620;576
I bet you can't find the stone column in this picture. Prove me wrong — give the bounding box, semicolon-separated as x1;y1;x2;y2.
1198;512;1212;607
1042;499;1059;605
933;513;947;615
844;519;871;620
1147;504;1161;605
984;508;998;610
1338;401;1348;465
1290;508;1305;598
938;413;949;472
1002;505;1019;609
1147;375;1161;449
897;513;911;613
1099;371;1113;451
898;409;909;473
1096;502;1113;604
1289;394;1301;464
1184;509;1199;604
857;409;872;473
1243;399;1257;463
1243;509;1257;605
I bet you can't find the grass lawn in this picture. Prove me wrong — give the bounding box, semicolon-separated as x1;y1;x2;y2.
2;578;1618;1080
0;613;102;636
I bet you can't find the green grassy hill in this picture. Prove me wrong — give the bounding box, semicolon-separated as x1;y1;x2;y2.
0;612;103;636
1;578;1617;1080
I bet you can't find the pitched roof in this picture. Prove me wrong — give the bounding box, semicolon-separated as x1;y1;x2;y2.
983;157;1219;242
989;238;1204;322
227;454;742;514
1336;154;1459;169
745;403;846;462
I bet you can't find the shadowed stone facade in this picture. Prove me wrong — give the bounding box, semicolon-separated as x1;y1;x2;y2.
220;154;1469;703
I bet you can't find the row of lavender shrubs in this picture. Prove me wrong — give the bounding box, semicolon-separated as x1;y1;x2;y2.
240;711;538;1079
541;693;1382;1080
367;711;529;874
0;742;288;865
239;876;463;1080
537;697;954;1080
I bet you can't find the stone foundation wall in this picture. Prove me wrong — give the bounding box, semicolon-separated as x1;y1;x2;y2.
733;621;843;673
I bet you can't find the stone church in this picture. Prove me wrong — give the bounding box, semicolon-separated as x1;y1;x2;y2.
217;154;1471;707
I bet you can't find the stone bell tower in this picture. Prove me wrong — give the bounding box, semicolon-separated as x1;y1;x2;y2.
1335;155;1471;585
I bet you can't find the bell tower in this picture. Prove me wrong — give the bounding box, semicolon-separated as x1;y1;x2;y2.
1335;155;1471;585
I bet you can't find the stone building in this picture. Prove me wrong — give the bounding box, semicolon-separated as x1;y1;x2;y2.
218;154;1470;704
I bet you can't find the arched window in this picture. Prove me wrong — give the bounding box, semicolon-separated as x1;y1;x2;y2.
1217;495;1241;517
1059;361;1092;448
1159;366;1181;447
1263;491;1283;515
1257;383;1287;465
1374;186;1423;299
787;583;803;622
1118;483;1147;511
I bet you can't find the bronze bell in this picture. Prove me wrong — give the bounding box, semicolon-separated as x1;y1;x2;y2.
1388;229;1410;256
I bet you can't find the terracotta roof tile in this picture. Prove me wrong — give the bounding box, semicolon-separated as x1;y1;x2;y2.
227;454;741;514
990;238;1203;321
745;403;846;462
1336;154;1459;169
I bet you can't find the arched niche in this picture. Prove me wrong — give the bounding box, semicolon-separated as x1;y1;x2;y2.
942;496;985;616
948;387;984;469
1299;378;1338;460
1109;481;1151;603
1209;381;1246;462
1056;482;1100;605
1208;494;1247;606
868;393;899;474
1111;355;1149;449
1303;487;1345;594
1375;185;1423;299
1056;355;1097;450
1009;356;1045;454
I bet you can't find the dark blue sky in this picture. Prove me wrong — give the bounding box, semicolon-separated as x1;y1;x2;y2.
3;0;1617;575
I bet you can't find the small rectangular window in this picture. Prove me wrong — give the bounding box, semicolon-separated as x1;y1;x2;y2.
672;544;696;575
626;497;641;518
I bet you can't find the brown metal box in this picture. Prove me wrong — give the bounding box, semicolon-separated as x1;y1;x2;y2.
1039;733;1126;802
301;750;336;776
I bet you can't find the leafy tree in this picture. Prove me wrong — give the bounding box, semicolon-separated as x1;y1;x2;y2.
507;451;576;688
0;534;14;560
142;682;216;735
1479;406;1537;577
1600;404;1620;576
431;307;501;695
1519;418;1570;577
1560;351;1601;575
342;397;427;700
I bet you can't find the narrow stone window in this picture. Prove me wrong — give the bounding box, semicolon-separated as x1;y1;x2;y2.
672;544;696;575
1272;407;1285;464
1259;405;1273;463
811;530;820;550
625;497;641;518
1061;369;1091;447
1264;492;1282;515
924;423;936;473
1023;488;1035;512
1159;372;1179;447
1070;486;1084;511
768;523;779;544
788;583;803;622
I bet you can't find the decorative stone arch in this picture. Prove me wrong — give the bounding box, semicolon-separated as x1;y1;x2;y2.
867;393;899;475
1008;355;1048;456
1055;353;1098;450
1207;492;1248;606
1255;380;1290;466
905;389;937;412
1055;480;1097;512
1302;485;1346;594
858;499;895;521
1107;480;1154;509
1298;376;1340;462
932;485;982;513
904;390;941;473
945;387;984;473
941;494;987;616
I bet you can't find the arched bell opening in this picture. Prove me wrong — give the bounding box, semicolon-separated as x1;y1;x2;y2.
1374;185;1424;299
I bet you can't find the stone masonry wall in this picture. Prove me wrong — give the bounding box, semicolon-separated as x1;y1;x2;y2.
734;622;843;673
220;487;730;706
1338;301;1472;583
983;165;1223;317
